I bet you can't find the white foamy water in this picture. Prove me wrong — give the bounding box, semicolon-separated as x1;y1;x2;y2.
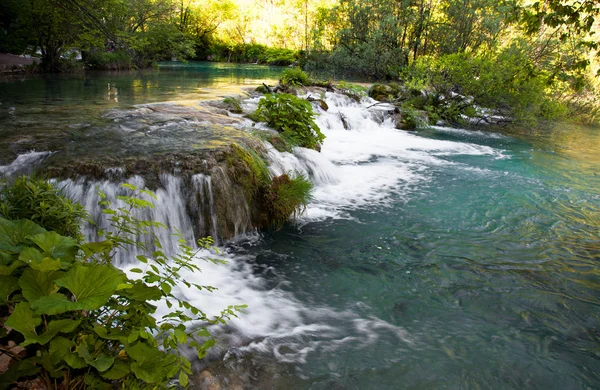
266;92;504;222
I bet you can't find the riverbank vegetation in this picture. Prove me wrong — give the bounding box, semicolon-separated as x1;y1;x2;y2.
0;177;245;388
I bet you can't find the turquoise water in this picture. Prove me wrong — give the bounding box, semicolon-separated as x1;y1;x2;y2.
239;124;600;388
2;64;600;389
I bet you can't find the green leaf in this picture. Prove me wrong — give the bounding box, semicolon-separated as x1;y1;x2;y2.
0;217;47;253
49;336;75;365
0;260;24;276
55;263;125;310
0;275;19;304
79;240;114;257
31;293;78;315
76;342;115;372
19;248;62;271
0;251;13;266
174;328;187;344
119;281;162;301
64;351;87;369
5;302;41;339
28;319;81;346
19;268;62;302
94;326;136;344
126;342;177;383
29;231;78;264
179;370;189;387
101;360;130;380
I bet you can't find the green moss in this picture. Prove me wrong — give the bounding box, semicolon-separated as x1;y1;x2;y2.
251;130;294;153
227;143;271;204
255;85;271;94
223;97;243;113
262;173;312;229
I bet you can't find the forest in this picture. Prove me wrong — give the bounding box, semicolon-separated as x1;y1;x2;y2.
1;0;599;123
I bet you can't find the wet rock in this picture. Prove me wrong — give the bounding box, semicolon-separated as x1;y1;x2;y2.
197;370;221;390
307;96;329;111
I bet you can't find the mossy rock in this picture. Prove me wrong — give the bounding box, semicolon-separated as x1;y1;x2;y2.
223;97;243;114
255;85;271;94
368;84;394;101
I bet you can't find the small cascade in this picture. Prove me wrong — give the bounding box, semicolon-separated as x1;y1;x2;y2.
0;151;52;178
61;174;196;266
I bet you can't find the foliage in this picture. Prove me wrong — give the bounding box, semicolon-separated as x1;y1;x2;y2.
0;182;242;388
280;68;311;87
262;173;313;229
254;94;325;150
404;51;555;124
86;50;134;70
0;177;86;240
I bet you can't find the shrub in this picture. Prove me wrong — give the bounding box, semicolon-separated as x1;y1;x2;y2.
280;68;311;87
86;50;134;70
0;182;241;388
0;176;86;240
254;93;325;150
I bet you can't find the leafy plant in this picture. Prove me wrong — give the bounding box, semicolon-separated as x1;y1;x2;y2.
254;93;325;151
0;182;243;389
280;68;311;87
0;176;87;240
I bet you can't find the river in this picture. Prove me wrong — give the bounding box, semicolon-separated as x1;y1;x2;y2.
1;63;600;389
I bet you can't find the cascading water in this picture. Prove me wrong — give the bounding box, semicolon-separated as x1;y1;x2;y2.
5;85;598;388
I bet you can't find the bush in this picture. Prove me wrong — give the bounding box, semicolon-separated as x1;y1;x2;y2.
0;177;86;240
0;182;241;388
404;51;550;124
86;50;134;70
280;68;311;87
254;93;325;151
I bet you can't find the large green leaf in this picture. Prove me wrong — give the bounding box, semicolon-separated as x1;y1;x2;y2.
0;251;13;266
19;268;63;302
19;247;62;271
0;260;24;275
0;218;47;253
101;360;131;380
55;263;125;310
22;319;81;346
5;302;41;339
126;342;177;383
0;275;19;304
31;293;86;315
29;231;78;264
49;336;75;365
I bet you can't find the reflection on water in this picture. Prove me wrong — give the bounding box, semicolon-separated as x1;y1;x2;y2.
0;62;282;163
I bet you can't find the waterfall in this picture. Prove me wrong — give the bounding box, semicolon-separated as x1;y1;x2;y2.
2;91;503;368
